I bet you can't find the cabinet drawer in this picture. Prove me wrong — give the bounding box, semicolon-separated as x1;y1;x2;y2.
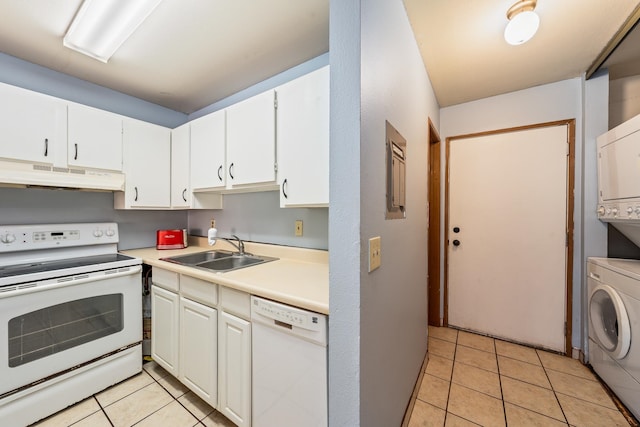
220;287;250;319
153;268;179;292
181;275;218;307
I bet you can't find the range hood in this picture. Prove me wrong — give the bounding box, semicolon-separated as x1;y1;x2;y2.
0;159;124;191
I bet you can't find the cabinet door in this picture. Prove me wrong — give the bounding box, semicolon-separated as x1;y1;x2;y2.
218;311;251;427
191;110;226;190
180;297;218;407
0;83;65;165
68;103;122;171
226;90;276;187
151;285;179;376
171;123;191;208
119;120;171;208
277;66;329;207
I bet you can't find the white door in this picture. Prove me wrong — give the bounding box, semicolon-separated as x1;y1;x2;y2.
171;123;191;208
190;110;226;190
218;311;251;427
179;297;217;407
276;66;329;207
121;120;171;208
68;104;122;171
447;124;569;352
226;90;276;187
151;285;179;376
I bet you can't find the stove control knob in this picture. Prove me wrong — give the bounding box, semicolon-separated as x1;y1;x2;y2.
606;208;611;215
105;228;115;237
628;207;634;215
635;207;640;215
597;206;605;216
0;233;16;244
612;207;619;216
93;229;104;238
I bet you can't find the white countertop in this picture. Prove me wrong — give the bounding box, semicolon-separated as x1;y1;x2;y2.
121;237;329;314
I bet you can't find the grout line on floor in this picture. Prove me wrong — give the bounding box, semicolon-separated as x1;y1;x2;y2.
91;394;114;427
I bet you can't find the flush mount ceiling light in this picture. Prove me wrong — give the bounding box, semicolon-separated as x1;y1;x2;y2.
504;0;540;45
63;0;162;63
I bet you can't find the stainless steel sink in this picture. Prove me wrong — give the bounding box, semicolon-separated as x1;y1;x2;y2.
161;250;277;273
161;250;234;265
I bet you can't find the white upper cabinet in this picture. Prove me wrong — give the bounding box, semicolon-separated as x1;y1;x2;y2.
171;123;191;208
115;119;171;209
68;103;123;171
276;66;329;207
0;83;66;166
190;110;226;190
226;90;276;188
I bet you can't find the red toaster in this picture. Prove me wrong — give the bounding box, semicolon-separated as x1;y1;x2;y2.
156;229;188;250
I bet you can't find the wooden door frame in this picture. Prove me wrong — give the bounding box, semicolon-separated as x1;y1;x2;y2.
427;118;442;326
444;119;575;355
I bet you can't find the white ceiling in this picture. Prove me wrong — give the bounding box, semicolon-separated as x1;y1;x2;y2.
0;1;638;113
0;0;329;114
403;0;640;107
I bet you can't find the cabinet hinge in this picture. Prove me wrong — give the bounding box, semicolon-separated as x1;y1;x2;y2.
274;163;278;173
274;97;278;109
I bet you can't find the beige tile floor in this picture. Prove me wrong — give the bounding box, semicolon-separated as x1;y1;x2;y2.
28;327;638;427
409;326;637;427
31;361;235;427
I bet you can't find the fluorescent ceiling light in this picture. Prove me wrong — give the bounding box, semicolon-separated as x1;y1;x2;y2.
64;0;162;63
504;0;540;46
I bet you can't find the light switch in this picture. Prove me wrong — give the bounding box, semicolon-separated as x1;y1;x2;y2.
369;236;381;272
295;220;303;237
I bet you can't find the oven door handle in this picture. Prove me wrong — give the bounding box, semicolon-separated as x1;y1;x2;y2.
0;265;142;298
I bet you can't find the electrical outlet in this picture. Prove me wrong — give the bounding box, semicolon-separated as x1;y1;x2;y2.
295;220;303;237
369;236;381;272
210;219;216;228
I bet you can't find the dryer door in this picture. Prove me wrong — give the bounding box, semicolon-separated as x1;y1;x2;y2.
589;284;631;359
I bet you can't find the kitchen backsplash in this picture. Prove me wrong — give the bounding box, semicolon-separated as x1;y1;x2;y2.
188;191;328;250
0;187;187;250
0;187;328;251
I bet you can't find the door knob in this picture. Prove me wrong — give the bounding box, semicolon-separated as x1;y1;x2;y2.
453;240;461;246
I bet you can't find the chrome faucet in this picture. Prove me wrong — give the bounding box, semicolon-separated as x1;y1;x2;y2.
220;234;245;255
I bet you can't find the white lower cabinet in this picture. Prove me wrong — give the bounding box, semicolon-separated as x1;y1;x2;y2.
218;311;251;427
151;285;179;376
152;269;253;426
180;297;218;407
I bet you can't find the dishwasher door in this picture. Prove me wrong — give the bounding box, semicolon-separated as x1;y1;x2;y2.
251;296;327;427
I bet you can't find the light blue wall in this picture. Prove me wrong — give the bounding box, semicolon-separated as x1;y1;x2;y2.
188;53;329;121
188;192;328;250
0;187;187;250
329;0;438;425
0;53;187;127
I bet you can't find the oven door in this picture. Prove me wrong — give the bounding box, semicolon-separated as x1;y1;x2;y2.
0;265;142;396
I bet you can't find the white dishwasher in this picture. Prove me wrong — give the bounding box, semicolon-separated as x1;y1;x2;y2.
251;296;328;427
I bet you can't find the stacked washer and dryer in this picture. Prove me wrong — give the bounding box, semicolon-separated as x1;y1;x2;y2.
592;113;640;420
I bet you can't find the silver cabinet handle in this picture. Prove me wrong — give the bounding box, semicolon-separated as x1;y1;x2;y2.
74;143;78;160
229;163;235;180
44;138;48;157
134;186;138;202
218;165;223;181
182;188;187;202
282;179;288;199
